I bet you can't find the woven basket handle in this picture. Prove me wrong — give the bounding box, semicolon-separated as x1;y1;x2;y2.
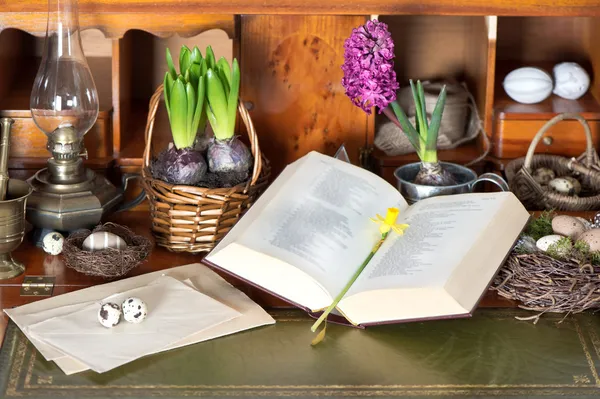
523;113;595;171
143;84;263;186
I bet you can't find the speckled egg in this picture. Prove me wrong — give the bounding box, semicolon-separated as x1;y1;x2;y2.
561;176;582;195
536;234;564;252
592;212;600;229
98;302;122;328
532;167;556;185
548;177;576;195
42;232;64;255
122;297;148;324
578;229;600;252
552;215;586;239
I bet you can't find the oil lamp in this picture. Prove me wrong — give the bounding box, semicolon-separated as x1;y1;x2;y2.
28;0;144;235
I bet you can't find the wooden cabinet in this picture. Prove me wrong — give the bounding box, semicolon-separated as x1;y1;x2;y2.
1;3;600;190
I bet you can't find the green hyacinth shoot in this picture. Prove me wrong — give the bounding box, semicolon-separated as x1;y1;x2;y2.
389;80;447;163
204;46;241;141
164;45;208;150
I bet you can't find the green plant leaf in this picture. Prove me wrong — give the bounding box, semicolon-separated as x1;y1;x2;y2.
417;80;428;132
426;85;447;153
188;63;201;93
166;48;177;79
200;58;208;76
170;79;188;150
410;80;427;141
205;46;216;69
390;101;422;155
227;58;240;136
186;81;196;146
191;46;202;65
206;68;230;140
179;46;191;76
191;74;206;139
163;72;174;119
217;57;231;95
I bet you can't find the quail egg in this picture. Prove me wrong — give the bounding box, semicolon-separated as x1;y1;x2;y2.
98;302;122;328
122;297;148;323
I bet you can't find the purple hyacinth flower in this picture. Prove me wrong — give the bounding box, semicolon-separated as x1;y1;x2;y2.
341;19;399;114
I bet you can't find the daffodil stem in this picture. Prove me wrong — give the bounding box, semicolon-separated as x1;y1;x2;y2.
310;231;390;332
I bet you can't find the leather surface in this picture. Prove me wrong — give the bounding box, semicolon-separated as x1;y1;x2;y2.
2;309;600;398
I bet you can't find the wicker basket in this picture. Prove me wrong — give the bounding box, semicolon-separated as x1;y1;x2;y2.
505;113;600;211
141;85;271;253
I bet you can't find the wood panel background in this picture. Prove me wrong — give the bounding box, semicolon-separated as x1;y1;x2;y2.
240;15;369;178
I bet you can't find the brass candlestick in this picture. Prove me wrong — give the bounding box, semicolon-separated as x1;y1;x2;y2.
0;118;33;280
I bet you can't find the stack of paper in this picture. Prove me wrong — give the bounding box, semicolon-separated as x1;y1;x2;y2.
4;263;275;374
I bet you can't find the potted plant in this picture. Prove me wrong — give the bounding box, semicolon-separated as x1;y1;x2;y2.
341;20;507;202
143;44;268;253
151;45;252;187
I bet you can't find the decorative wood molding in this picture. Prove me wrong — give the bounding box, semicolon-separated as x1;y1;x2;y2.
0;13;235;39
2;0;600;16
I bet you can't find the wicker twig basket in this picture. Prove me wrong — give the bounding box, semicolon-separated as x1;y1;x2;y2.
505;113;600;211
493;249;600;323
141;85;271;253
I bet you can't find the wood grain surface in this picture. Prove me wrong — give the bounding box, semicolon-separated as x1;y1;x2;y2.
240;15;369;178
2;0;600;16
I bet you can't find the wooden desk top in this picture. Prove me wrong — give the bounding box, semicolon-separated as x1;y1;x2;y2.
1;209;593;347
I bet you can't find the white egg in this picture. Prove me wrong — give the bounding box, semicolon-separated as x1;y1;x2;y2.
536;234;564;252
503;67;553;104
82;231;127;252
553;62;590;100
122;297;148;323
42;232;64;255
98;302;122;328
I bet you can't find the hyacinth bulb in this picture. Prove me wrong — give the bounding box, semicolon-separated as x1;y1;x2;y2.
30;0;98;140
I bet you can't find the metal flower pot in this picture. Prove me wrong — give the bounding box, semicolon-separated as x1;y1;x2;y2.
394;162;509;204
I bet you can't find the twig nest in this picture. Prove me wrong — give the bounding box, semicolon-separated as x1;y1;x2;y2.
98;303;122;328
536;234;563;252
122;297;148;323
532;167;555;185
552;215;586;239
62;223;152;278
42;232;64;255
578;229;600;252
82;231;127;252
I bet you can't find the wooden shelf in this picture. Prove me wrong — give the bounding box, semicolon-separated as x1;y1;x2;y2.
495;91;600;120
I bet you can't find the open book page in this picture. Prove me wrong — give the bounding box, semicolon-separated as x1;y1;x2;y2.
338;192;525;324
207;151;407;311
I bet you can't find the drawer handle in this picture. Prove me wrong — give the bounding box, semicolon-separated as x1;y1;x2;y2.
542;136;553;146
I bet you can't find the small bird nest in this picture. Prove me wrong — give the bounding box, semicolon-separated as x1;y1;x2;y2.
492;251;600;324
63;223;153;278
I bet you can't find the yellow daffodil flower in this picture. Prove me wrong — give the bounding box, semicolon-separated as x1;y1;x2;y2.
311;207;410;345
370;207;409;235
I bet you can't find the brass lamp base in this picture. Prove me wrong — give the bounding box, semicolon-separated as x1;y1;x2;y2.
26;167;125;232
0;253;25;280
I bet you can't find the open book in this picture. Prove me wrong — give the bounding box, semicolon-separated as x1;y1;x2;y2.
204;151;530;327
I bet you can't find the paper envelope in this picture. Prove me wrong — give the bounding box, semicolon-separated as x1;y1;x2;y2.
4;263;276;375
